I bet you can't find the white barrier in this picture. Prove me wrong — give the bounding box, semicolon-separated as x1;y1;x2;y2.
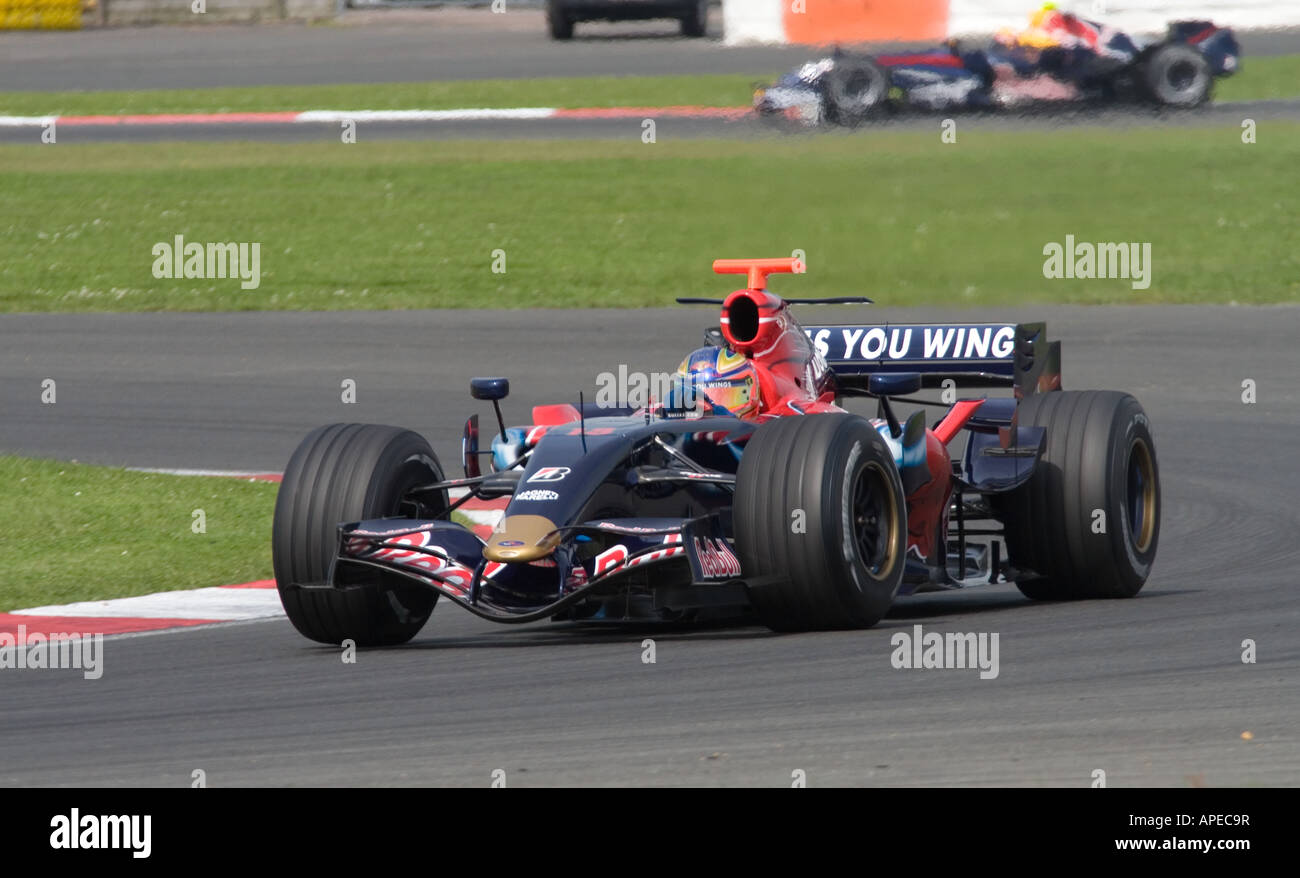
950;1;1300;37
723;0;783;46
724;0;1300;46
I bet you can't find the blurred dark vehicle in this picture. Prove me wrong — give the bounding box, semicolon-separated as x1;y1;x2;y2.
546;0;709;39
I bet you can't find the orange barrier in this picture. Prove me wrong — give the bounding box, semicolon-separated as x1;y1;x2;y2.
783;0;949;45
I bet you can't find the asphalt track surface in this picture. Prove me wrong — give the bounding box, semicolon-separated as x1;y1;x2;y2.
0;10;1297;91
1;306;1298;785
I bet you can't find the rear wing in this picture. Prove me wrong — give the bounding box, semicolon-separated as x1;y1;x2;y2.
805;322;1061;397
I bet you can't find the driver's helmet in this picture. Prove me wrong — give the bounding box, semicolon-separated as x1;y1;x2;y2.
997;3;1065;48
671;346;760;418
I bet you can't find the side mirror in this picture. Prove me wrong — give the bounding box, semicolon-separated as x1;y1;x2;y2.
868;372;921;397
462;414;481;478
470;377;510;401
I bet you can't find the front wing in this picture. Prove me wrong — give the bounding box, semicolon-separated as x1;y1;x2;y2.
331;514;744;623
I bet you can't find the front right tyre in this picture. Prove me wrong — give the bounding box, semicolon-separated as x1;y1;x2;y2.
735;414;907;631
1142;43;1213;106
821;57;891;125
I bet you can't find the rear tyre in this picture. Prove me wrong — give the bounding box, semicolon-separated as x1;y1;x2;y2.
680;0;708;37
735;414;907;631
821;57;890;125
998;391;1160;600
272;423;447;646
547;1;574;40
1142;43;1212;106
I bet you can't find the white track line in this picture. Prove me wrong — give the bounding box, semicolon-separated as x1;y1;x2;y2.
459;509;503;527
14;587;284;621
0;109;558;126
95;616;285;642
125;466;279;479
0;115;57;127
296;108;555;122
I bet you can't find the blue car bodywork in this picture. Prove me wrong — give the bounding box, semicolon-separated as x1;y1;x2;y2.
755;19;1239;125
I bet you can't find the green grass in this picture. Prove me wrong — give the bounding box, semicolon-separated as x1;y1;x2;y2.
1217;53;1300;101
0;457;275;611
0;54;1295;117
2;126;1296;311
0;74;765;117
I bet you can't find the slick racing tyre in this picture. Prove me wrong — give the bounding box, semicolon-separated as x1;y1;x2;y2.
998;391;1160;600
546;0;574;40
272;423;447;646
735;414;907;631
1142;43;1212;106
680;0;708;37
822;57;890;125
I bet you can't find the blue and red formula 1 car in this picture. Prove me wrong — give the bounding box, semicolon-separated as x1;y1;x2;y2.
755;9;1239;125
272;258;1160;645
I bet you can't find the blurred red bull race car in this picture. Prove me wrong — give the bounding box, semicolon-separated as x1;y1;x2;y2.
755;6;1239;125
272;258;1160;645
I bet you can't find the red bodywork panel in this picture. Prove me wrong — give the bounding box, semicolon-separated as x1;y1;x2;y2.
531;404;582;425
933;398;985;445
710;258;973;563
715;265;841;419
907;431;955;565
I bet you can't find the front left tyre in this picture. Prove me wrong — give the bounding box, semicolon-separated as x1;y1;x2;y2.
272;423;447;646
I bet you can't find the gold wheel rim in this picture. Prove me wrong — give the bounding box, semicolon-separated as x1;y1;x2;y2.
1129;438;1157;553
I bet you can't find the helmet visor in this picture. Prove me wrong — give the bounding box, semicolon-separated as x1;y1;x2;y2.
699;378;755;415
